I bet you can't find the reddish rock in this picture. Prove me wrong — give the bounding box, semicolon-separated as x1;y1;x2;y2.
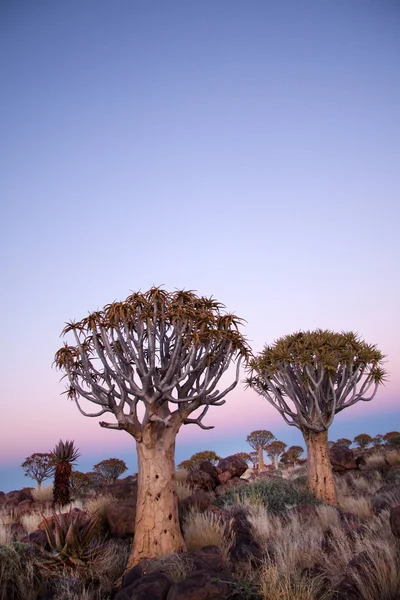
115;572;171;600
38;508;90;533
217;455;247;479
186;470;215;492
215;478;247;496
15;499;33;516
330;446;357;473
390;505;400;537
217;471;232;485
166;569;231;600
106;496;137;539
197;461;220;486
21;528;49;551
180;490;212;517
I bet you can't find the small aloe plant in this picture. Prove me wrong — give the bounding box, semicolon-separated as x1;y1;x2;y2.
37;509;103;570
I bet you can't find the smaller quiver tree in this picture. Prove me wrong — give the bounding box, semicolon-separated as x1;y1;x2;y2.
246;330;386;504
264;440;287;469
93;458;128;484
353;433;373;450
21;453;55;488
246;430;276;469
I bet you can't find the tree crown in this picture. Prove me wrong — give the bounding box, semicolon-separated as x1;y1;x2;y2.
246;330;386;432
54;287;249;438
246;430;276;450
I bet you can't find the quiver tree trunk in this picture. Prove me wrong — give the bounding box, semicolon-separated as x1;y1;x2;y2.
53;464;72;507
303;429;337;505
125;425;186;571
257;447;264;469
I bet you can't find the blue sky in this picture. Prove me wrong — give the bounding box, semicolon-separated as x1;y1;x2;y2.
1;0;399;492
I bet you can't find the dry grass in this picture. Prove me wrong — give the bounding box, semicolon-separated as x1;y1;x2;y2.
338;496;373;519
143;552;195;583
20;507;53;534
258;565;328;600
84;494;114;518
175;480;193;501
183;508;235;562
31;484;53;503
174;469;189;482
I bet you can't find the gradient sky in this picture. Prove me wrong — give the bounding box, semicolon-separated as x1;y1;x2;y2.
1;1;399;492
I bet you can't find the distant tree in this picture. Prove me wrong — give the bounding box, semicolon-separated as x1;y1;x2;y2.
93;458;128;484
234;452;252;465
246;430;276;469
188;450;221;468
21;453;55;488
328;441;336;449
69;471;91;495
353;433;373;449
177;459;193;471
286;445;304;464
383;432;400;447
246;329;386;504
371;434;384;448
86;471;107;488
335;438;352;449
264;440;287;469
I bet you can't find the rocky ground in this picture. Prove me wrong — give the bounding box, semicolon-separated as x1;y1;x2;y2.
1;448;400;600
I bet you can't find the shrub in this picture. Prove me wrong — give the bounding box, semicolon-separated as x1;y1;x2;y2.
258;565;329;600
0;542;40;600
183;508;235;562
215;478;318;514
31;484;53;504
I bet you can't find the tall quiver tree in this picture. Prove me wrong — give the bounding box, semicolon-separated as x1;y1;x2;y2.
246;430;276;469
264;440;287;469
246;330;386;504
54;287;248;568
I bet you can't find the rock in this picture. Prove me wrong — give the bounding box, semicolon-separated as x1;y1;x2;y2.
107;496;137;538
330;446;357;473
21;529;50;551
371;484;400;513
215;478;247;497
186;470;216;492
99;479;138;500
15;499;33;516
197;461;220;487
217;471;232;485
179;490;212;523
217;455;248;479
166;568;231;600
389;505;400;537
38;508;91;533
228;506;262;565
240;467;254;480
116;572;171;600
333;551;371;600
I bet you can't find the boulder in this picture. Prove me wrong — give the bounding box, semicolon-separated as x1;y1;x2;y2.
217;455;247;479
166;568;231;600
21;528;49;552
115;572;171;600
389;505;400;537
330;446;357;473
107;497;137;539
197;461;220;487
186;470;216;492
215;478;247;497
179;490;212;520
217;471;232;485
371;484;400;513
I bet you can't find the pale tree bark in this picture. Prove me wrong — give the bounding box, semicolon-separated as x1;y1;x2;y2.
272;454;279;470
303;429;337;504
125;422;185;569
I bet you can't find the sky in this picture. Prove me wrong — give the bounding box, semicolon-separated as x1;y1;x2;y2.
1;0;399;492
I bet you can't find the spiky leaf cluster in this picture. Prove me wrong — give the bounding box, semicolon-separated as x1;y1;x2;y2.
54;287;249;437
37;509;103;571
247;329;387;432
51;440;81;464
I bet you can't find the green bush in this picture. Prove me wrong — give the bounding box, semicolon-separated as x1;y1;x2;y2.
215;478;318;513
